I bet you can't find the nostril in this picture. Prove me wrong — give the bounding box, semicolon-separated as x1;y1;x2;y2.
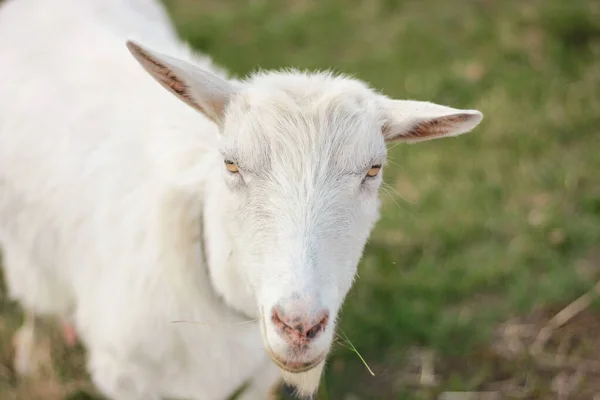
306;325;319;339
306;312;329;339
271;307;287;329
271;307;298;333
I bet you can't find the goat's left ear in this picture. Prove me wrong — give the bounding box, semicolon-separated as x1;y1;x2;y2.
379;97;483;143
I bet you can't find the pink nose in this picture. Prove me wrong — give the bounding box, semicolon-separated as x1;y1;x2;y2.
271;304;329;345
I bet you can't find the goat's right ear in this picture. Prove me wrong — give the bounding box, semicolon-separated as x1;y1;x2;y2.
126;40;234;125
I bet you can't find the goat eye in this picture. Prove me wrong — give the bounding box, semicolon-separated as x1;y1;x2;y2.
366;165;381;178
224;160;239;173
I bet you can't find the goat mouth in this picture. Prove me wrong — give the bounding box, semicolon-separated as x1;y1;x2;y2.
259;309;327;373
265;346;327;373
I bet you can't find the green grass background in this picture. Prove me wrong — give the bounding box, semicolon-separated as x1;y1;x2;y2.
1;0;600;399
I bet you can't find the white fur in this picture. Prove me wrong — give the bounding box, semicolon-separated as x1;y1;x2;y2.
0;0;483;399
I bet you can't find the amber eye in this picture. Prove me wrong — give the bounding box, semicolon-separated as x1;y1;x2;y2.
366;165;381;177
224;160;239;173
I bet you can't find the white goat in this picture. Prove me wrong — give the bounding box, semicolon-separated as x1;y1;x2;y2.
0;0;483;398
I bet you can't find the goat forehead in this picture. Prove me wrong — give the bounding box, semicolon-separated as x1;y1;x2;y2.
224;80;385;171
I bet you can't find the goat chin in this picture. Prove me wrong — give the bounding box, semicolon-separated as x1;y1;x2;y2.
279;360;326;399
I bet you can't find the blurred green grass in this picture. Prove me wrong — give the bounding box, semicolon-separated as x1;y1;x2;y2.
2;0;600;398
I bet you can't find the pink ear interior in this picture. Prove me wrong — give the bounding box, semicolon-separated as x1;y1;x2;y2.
384;113;479;143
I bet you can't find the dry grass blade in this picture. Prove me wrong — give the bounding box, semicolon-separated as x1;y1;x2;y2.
530;280;600;355
419;349;437;387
